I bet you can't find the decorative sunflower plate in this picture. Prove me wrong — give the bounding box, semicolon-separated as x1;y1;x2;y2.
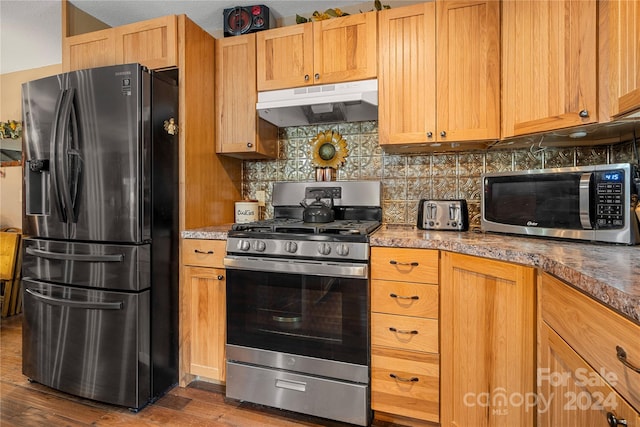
309;130;348;169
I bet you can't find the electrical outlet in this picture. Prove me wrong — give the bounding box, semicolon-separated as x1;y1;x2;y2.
256;190;266;207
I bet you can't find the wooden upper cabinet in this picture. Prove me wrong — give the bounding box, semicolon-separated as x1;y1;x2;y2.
378;3;436;147
436;0;500;142
312;11;377;85
215;34;277;159
606;0;640;117
379;1;499;149
256;23;314;90
63;28;116;71
256;12;377;91
502;0;598;137
63;16;177;72
114;15;177;69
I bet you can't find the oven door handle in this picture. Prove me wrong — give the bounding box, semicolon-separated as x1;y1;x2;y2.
223;256;368;279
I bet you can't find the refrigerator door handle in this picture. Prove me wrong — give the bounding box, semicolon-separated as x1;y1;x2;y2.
25;288;124;310
26;247;125;262
57;88;81;223
50;89;68;223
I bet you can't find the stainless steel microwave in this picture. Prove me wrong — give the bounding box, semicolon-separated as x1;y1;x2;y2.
481;163;640;245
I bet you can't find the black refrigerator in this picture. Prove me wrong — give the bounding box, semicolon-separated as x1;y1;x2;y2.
20;63;179;410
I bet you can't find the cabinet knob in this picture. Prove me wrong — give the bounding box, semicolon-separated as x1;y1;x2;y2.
246;142;253;148
314;73;320;80
217;275;224;281
440;130;447;137
607;412;628;426
579;109;589;118
304;74;310;81
427;131;433;138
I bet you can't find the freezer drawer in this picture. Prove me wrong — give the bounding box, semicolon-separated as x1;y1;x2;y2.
22;238;150;291
22;280;151;409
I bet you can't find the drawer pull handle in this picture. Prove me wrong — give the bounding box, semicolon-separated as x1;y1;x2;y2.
389;327;418;335
616;346;640;373
390;373;419;383
194;249;214;255
607;411;628;426
389;293;419;300
389;260;419;267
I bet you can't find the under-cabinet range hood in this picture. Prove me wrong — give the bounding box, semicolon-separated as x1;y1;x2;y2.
257;79;378;127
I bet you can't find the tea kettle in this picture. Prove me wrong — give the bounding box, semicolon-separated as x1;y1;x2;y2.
301;195;335;223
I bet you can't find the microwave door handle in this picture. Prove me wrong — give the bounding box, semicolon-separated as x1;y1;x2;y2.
579;172;593;229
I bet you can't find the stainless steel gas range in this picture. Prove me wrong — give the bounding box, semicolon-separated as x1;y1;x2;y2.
224;181;382;426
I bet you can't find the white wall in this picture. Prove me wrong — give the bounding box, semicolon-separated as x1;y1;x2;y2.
0;1;62;74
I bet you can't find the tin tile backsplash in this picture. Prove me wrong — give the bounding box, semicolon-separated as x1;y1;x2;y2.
242;121;637;227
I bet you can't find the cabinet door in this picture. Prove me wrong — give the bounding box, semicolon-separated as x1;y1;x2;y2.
502;0;598;137
608;0;640;117
539;323;640;427
114;15;177;69
215;34;277;159
437;0;500;142
440;252;536;427
313;11;377;85
182;266;226;382
63;28;116;72
378;3;436;147
256;23;314;91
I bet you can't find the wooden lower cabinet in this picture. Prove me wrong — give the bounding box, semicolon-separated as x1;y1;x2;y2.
179;239;227;386
370;247;440;424
440;251;536;427
371;347;440;423
539;272;640;425
539;323;640;427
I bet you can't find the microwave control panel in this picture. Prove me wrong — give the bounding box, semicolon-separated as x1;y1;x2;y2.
594;169;624;228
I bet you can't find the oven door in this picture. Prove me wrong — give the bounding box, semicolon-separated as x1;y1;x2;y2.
225;261;369;367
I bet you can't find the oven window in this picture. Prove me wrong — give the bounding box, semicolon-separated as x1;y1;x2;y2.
226;269;369;366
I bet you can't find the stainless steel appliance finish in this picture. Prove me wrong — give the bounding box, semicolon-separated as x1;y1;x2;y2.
224;181;381;426
482;163;640;244
417;199;469;231
226;361;369;426
21;63;179;410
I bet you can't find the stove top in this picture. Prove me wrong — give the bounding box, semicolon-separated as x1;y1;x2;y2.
231;218;381;236
226;181;382;261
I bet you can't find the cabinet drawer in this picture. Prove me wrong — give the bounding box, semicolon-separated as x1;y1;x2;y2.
541;273;640;411
371;247;438;284
372;280;438;318
371;312;438;353
182;239;226;268
371;346;439;423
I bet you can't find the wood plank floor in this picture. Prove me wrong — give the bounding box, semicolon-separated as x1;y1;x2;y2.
0;315;405;427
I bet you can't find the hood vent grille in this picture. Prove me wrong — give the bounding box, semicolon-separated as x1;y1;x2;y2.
257;79;378;127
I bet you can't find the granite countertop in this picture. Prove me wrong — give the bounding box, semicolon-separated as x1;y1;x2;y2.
181;224;640;323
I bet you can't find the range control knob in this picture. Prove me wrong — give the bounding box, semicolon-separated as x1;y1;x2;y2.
284;241;298;253
318;242;332;256
336;244;350;257
253;240;266;252
238;240;251;251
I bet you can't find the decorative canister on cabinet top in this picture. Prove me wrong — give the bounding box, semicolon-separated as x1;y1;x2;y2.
235;201;259;223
